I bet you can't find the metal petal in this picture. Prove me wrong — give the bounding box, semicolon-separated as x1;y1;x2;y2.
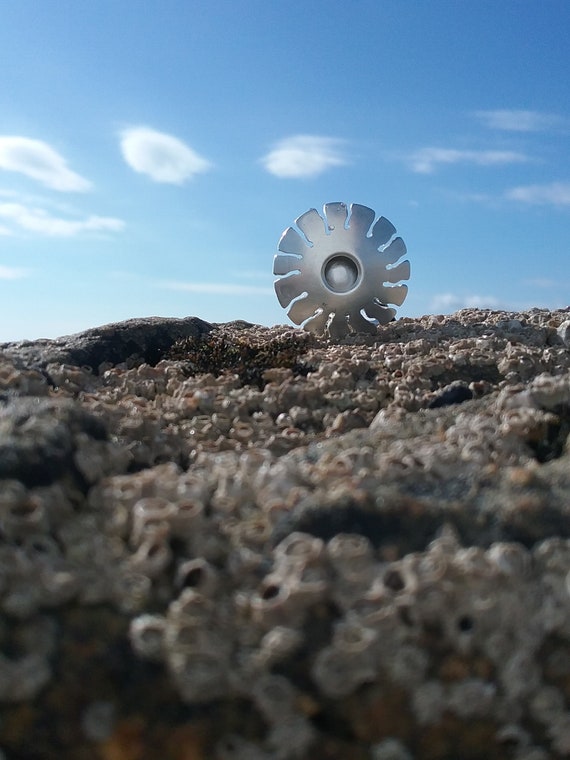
381;237;407;263
273;254;301;276
278;227;307;256
274;276;304;308
348;204;375;237
304;309;329;334
364;301;396;324
295;209;326;244
371;216;396;247
324;202;348;231
288;296;319;325
383;284;408;306
385;260;411;283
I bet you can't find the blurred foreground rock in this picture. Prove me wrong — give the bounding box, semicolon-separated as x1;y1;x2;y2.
0;308;569;760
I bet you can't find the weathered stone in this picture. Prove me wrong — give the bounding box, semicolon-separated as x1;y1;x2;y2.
0;315;213;371
558;319;570;347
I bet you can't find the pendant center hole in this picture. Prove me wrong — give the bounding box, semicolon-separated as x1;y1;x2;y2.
323;254;359;293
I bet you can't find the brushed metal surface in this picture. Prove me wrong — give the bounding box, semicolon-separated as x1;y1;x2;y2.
273;202;411;336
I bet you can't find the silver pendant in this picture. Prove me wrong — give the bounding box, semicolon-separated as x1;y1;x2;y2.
273;202;410;337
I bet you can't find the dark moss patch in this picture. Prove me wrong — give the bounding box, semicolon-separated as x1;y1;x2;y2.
166;328;315;389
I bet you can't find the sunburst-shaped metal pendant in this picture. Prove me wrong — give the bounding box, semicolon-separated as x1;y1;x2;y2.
273;202;410;337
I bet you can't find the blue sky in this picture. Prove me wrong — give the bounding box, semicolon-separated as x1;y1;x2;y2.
1;0;569;341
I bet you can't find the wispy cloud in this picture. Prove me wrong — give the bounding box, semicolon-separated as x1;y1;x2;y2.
506;181;570;207
261;135;347;178
0;265;30;280
0;136;91;191
474;109;564;132
0;202;125;237
120;127;211;184
430;293;502;312
161;281;274;296
408;147;529;174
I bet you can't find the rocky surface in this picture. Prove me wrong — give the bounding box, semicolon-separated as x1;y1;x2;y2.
0;308;569;760
1;315;213;371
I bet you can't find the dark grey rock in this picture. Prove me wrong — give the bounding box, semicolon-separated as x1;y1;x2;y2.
0;315;213;371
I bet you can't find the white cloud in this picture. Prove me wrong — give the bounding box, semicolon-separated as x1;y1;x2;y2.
0;202;125;237
261;135;347;178
430;293;502;312
506;181;570;207
408;147;529;174
120;127;211;184
0;136;91;191
161;281;273;296
474;109;563;132
0;265;29;280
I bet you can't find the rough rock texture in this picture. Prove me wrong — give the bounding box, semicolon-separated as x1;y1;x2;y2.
0;308;569;760
0;315;213;371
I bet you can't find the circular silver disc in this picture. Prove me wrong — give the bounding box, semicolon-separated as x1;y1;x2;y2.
273;202;411;337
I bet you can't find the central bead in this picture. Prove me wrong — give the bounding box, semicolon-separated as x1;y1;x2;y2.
323;255;359;293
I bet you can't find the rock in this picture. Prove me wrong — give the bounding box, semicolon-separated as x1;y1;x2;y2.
0;315;213;371
496;318;523;332
0;308;569;759
0;398;109;486
558;319;570;347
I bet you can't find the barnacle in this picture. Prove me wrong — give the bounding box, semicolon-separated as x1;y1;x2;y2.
273;202;410;337
4;309;570;756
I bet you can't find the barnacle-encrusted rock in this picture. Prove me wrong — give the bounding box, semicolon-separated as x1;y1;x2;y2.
0;307;569;759
0;397;117;485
